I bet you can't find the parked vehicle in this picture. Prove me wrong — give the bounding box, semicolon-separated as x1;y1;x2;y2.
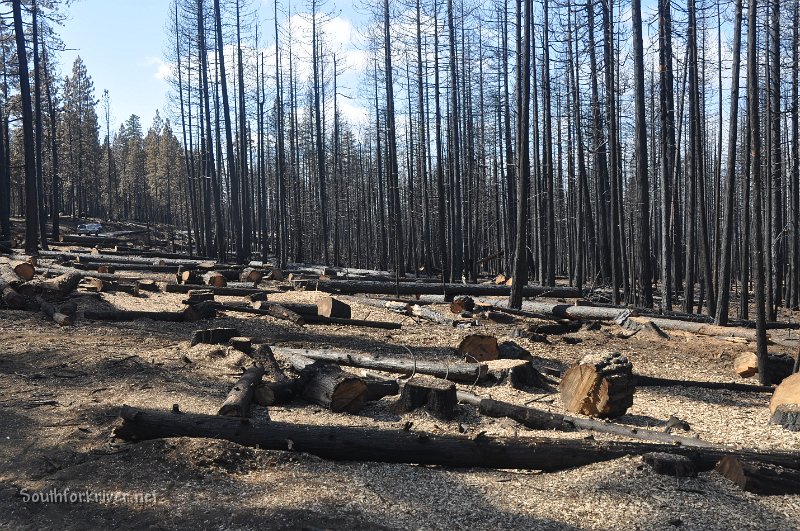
76;223;103;235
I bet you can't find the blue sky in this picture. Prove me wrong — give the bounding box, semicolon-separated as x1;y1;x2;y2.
58;0;173;132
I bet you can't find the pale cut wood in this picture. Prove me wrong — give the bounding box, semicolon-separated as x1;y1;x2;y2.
559;352;635;418
10;260;34;281
770;372;800;416
240;268;264;284
299;361;368;413
457;334;499;362
203;271;227;288
734;352;759;377
316;295;351;318
716;455;800;495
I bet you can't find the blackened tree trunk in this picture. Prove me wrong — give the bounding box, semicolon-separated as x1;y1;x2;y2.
509;0;530;309
658;0;676;311
12;0;39;255
631;0;652;308
747;0;769;385
312;0;330;266
32;2;47;250
715;0;743;325
769;0;782;318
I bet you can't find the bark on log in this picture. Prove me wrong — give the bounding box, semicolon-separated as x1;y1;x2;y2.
457;335;499;362
229;337;252;354
86;302;215;323
254;380;298;406
83;277;139;295
771;404;800;431
161;283;267;297
396;376;457;418
316;280;583;299
18;271;82;298
190;327;239;346
271;347;487;383
559;352;636;418
179;271;201;285
716;455;800;494
59;234;121;245
456;391;715;448
635;374;774;393
182;289;215;304
224;301;305;325
300;314;402;330
643;453;697;477
485;359;548;389
218;365;265;417
137;279;158;292
364;379;400;402
36;296;72;326
1;263;25;288
297;360;368;413
113;406;800;471
240;268;264;284
409;304;453;325
450;296;475;314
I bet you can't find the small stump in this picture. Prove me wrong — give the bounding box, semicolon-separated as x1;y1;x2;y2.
559;352;635;418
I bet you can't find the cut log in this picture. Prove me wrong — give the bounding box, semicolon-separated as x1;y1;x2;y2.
264;302;317;316
559;352;636;418
297;360;368;413
450;296;475;314
364;378;400;402
316;295;351;319
36;296;72;326
494;274;507;285
409;304;453;325
497;341;532;360
457;334;499;362
265;268;284;281
83;277;139;295
396;376;457;418
203;271;227;288
635;374;774;393
485;359;548;389
229;337;252;354
316;280;582;299
217;365;265;417
182;289;215;304
240;268;264;284
771;404;800;431
10;260;34;281
0;263;24;288
86;302;215;323
224;301;304;325
770;372;800;417
190;327;239;346
253;380;298;406
18;271;82;299
643;453;697;477
114;406;800;471
59;234;121;245
137;279;158;292
301;314;402;330
179;270;201;285
716;455;800;495
271;347;487;383
161;283;267;297
528;320;582;335
733;352;793;384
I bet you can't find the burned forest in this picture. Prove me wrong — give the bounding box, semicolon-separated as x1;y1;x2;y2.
2;0;800;529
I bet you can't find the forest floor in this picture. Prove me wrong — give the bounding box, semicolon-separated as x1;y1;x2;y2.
1;250;800;530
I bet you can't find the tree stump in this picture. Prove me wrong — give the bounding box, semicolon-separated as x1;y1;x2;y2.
559;352;635;418
643;452;697;477
396;376;457;419
10;260;34;281
299;362;368;413
190;327;239;346
229;337;252;354
734;352;793;384
137;279;158;292
769;372;800;418
240;268;263;284
485;359;548;389
179;270;200;285
457;334;499;362
771;404;800;431
183;289;215;304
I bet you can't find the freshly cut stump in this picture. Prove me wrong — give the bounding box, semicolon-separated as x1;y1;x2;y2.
450;296;475;314
10;260;34;281
771;404;800;431
317;295;351;319
300;362;368;413
559;352;635;418
715;455;800;495
240;268;263;284
179;270;200;285
769;372;800;417
457;334;499;362
396;376;457;419
203;271;227;288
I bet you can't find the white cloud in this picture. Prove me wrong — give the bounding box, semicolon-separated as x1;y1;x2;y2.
142;56;172;81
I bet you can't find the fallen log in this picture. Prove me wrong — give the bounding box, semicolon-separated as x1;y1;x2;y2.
17;271;82;299
485;359;548;389
36;297;73;326
203;271;228;287
10;260;34;281
224;301;305;325
643;453;697;477
456;391;715;448
229;337;252;354
0;264;32;310
284;352;368;413
0;263;25;288
450;296;475;314
301;314;402;330
716;455;800;495
316;280;583;299
85;302;215;323
771;404;800;431
240;267;264;284
559;352;636;419
635;374;774;393
218;365;265;417
770;373;800;417
317;296;351;319
271;347;487;384
160;283;267;297
59;234;121;245
0;242;12;254
83;277;140;296
113;406;800;471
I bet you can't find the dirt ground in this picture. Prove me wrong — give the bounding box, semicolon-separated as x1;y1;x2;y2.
2;256;800;530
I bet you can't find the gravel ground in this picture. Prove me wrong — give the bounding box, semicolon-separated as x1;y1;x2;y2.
1;255;800;530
